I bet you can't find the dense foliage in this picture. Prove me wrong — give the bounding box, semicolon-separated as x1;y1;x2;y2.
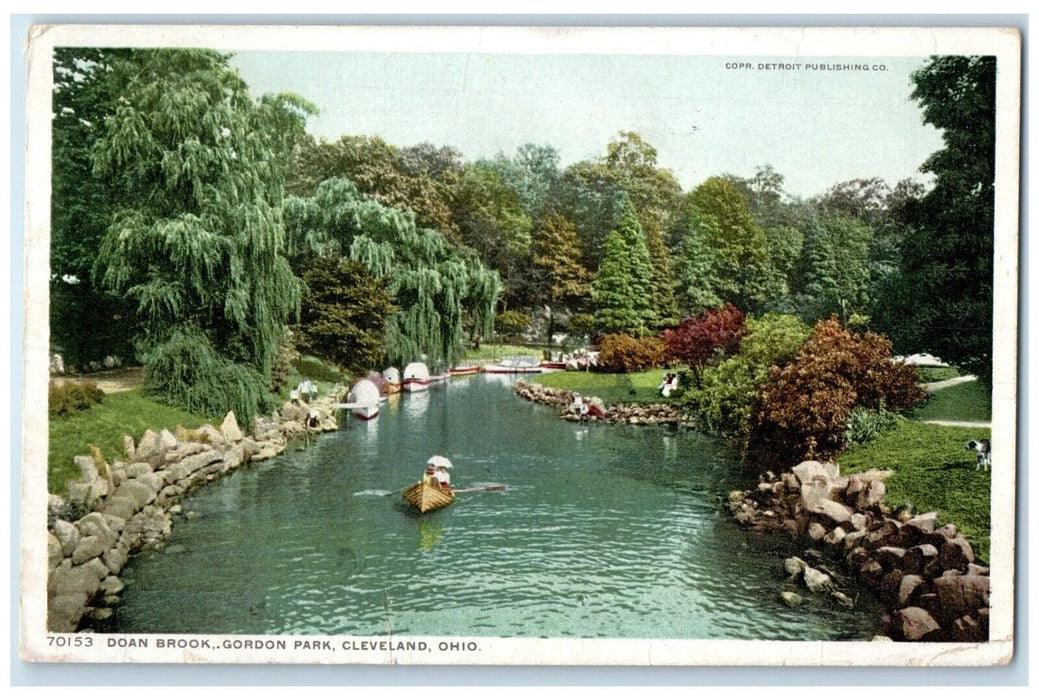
597;334;666;373
751;318;925;464
880;56;997;382
661;304;746;375
84;49;315;424
49;381;105;418
284;178;501;368
680;313;810;439
296;256;396;375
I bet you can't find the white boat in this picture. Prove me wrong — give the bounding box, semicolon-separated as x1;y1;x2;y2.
402;362;431;392
341;378;381;420
483;356;544;374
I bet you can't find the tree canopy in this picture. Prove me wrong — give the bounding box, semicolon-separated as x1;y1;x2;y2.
88;49;316;422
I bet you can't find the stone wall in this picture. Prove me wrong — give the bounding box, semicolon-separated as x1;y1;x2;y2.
513;380;688;427
728;460;990;642
46;397;339;632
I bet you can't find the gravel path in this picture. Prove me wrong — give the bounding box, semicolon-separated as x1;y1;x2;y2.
58;367;144;393
923;374;978;392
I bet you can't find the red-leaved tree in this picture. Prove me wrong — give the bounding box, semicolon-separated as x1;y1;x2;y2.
750;317;925;466
661;304;746;377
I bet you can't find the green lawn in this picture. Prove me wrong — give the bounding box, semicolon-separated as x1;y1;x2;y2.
532;369;674;405
48;390;216;496
914;366;961;383
463;343;552;362
839;420;992;563
913;379;992;422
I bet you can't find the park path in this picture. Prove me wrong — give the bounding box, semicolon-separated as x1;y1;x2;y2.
918;374;991;428
923;374;978;392
921;419;992;428
61;367;144;393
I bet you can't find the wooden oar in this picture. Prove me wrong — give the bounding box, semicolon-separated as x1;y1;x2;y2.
451;484;506;494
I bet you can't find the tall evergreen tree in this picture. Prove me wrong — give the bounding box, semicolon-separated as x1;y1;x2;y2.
593;231;639;335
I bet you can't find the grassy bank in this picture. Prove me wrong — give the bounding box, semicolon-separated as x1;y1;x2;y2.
49;390;215;496
463;343;549;362
913;379;992;422
533;370;673;405
839;420;992;562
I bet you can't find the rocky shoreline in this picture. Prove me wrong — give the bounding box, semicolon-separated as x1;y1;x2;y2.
512;380;688;426
512;378;990;642
46;396;339;632
728;460;990;642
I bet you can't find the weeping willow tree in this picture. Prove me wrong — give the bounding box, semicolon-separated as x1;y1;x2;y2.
284;178;501;368
91;49;316;422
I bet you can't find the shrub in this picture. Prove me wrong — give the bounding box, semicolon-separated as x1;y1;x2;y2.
681;313;810;438
661;304;745;375
48;381;105;417
598;333;666;373
751;317;925;465
845;404;906;445
294;355;342;383
144;329;277;427
496;310;532;337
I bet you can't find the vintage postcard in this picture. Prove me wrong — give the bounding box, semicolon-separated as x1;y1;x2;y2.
20;24;1020;666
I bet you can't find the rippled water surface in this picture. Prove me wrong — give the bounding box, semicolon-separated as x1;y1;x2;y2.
105;375;882;639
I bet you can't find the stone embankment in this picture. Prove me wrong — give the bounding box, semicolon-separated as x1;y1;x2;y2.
728;460;989;642
46;397;339;633
513;380;687;427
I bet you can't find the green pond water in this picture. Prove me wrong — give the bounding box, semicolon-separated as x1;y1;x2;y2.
101;375;883;639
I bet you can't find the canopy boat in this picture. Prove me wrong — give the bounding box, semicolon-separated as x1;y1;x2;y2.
402;362;431;392
341;378;382;420
483;356;544;374
401;479;455;514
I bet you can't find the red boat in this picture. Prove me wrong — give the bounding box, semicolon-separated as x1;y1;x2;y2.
448;364;480;377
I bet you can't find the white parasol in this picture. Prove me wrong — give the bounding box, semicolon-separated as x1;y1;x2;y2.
427;455;453;469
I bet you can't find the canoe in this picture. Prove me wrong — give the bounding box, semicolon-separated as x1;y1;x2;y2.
401;479;455;514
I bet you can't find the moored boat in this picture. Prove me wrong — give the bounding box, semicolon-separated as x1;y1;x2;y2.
401;479;455;514
381;367;402;394
429;370;450;384
448;364;480;377
347;378;381;420
483;356;544;374
402;362;431;392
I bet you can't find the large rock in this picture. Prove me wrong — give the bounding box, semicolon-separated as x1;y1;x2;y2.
960;575;991;611
784;556;807;578
939;537;975;572
101;496;136;521
158;428;178;451
950;614;986;642
47;534;64;570
803;566;834;593
73;455;99;483
220;411;244;443
807;522;827;540
856;479;886;510
811;499;854;525
792;460;841;485
902;543;940;576
895;607;942;641
70;536;105;566
135;429;162;461
779;591;803;607
51;519;79;557
934;572;968;623
167;449;222;482
874;546;907;570
122;434;136;462
898;574;926;607
48;593;89;633
76;512;119;551
112;478;158;511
